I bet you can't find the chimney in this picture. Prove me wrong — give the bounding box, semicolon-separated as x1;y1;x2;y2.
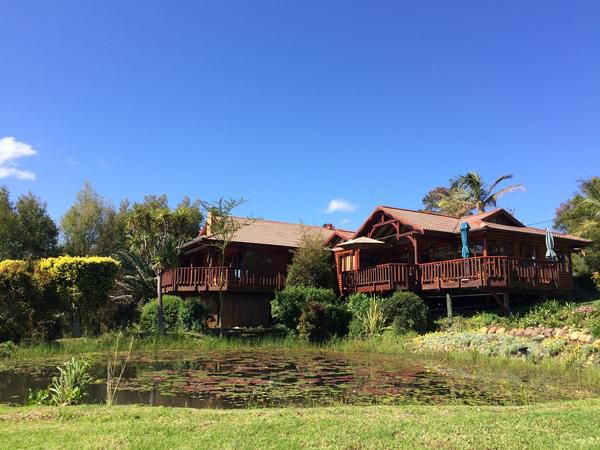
206;211;213;235
323;223;335;230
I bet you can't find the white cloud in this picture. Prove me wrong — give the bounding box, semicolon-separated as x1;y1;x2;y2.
0;166;36;180
325;199;357;214
0;136;37;180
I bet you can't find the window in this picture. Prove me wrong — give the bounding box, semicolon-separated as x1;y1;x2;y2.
487;241;513;256
433;245;454;261
340;254;355;272
242;251;273;271
521;245;537;259
557;251;571;273
471;240;484;257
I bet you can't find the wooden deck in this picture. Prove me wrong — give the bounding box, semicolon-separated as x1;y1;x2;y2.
162;267;286;294
341;256;560;294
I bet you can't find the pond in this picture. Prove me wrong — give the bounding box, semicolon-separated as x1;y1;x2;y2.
0;350;596;408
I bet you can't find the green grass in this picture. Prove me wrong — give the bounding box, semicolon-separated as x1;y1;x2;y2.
1;401;600;449
4;333;416;361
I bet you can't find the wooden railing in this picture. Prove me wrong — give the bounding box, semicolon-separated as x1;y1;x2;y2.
342;256;560;293
161;267;286;293
342;263;418;293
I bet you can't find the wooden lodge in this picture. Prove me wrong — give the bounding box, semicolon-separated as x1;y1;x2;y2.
163;205;592;327
333;207;591;308
161;216;352;327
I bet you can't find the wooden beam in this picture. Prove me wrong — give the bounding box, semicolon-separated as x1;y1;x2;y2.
407;235;419;264
446;293;453;324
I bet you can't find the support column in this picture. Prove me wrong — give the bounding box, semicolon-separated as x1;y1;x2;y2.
503;292;511;315
446;293;453;324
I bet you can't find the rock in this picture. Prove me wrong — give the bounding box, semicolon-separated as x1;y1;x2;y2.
488;326;497;334
533;327;543;336
554;328;564;337
514;329;524;336
496;327;506;334
569;331;580;341
479;327;488;334
543;328;554;337
579;334;593;344
524;328;534;337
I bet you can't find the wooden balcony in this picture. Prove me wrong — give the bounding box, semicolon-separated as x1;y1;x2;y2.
341;256;560;294
161;267;286;294
341;263;419;294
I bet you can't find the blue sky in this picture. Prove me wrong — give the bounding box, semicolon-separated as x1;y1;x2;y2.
1;1;599;231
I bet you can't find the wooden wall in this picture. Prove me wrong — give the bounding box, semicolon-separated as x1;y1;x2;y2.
201;292;272;328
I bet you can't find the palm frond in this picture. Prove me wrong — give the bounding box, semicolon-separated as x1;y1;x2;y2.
487;174;514;195
485;184;526;205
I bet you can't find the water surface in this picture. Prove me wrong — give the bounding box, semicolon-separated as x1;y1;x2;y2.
0;350;594;408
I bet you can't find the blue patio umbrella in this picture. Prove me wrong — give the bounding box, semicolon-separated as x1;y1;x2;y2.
545;227;557;260
460;222;471;258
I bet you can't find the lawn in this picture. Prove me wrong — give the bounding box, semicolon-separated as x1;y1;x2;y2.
1;400;600;449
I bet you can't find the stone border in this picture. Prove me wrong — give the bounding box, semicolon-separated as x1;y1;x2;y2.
479;326;595;344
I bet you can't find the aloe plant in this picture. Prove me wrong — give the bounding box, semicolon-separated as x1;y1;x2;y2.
360;298;389;337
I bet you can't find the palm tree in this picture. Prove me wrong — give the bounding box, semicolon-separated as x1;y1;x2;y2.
575;177;600;236
452;172;525;214
582;177;600;221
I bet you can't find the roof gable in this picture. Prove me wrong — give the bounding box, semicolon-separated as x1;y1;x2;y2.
352;205;591;246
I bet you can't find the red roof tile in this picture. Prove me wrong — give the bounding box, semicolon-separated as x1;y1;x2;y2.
376;206;590;245
183;217;354;249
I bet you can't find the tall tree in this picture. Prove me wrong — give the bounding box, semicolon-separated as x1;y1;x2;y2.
554;177;600;277
14;192;59;258
421;186;473;217
0;186;18;259
0;186;59;259
126;195;202;333
422;172;524;215
286;230;335;289
61;182;125;256
200;198;249;332
452;172;524;214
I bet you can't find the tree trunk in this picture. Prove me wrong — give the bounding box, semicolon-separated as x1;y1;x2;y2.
218;289;224;338
71;310;82;338
156;271;165;334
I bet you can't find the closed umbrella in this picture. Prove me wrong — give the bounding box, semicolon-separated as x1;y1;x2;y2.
545;228;558;260
460;222;471;258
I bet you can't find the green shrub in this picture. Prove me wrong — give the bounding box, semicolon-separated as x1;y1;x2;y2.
380;291;429;334
271;287;338;330
298;302;328;342
178;297;210;332
0;260;39;342
346;292;371;316
28;357;92;406
324;304;352;338
140;296;208;334
37;256;120;337
0;341;17;358
588;318;600;338
297;302;351;342
358;297;389;337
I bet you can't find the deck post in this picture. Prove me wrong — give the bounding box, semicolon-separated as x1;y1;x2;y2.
503;293;511;315
446;293;453;324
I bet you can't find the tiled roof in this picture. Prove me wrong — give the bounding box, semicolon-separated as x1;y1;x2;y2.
334;229;355;240
379;206;461;233
474;222;591;243
183;217;354;249
377;206;591;244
